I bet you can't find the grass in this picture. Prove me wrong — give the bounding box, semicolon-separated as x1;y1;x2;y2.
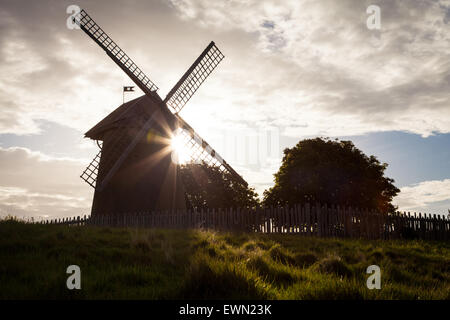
0;219;449;299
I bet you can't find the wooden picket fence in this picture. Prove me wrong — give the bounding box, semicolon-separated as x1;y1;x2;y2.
38;203;450;241
38;215;88;226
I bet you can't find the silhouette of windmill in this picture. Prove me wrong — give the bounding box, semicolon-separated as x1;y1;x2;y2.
74;10;247;216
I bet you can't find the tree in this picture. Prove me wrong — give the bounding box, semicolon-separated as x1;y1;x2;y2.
263;138;400;213
179;163;259;210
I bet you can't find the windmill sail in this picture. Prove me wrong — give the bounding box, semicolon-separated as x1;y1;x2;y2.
81;148;102;188
175;116;247;186
76;9;247;190
73;10;159;96
164;41;224;114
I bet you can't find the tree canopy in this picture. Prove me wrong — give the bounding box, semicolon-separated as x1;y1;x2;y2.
179;163;259;210
263;138;400;213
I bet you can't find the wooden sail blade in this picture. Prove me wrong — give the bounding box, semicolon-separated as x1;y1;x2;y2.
73;9;159;97
164;42;224;113
175;115;248;187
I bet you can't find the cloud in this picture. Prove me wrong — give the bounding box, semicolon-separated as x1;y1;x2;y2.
393;179;450;214
0;0;147;135
0;147;92;219
169;0;450;138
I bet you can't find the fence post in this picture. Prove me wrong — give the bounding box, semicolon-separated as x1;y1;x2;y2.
304;203;309;236
316;203;321;237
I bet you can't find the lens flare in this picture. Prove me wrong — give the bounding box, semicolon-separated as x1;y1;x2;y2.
170;132;191;164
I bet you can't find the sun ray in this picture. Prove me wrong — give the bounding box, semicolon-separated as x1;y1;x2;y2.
170;128;191;164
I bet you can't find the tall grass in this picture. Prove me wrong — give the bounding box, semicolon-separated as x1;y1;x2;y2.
0;220;448;299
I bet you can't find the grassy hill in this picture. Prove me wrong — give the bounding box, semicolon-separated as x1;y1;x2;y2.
0;219;449;299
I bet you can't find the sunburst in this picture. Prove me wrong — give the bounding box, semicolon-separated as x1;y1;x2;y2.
170;130;191;164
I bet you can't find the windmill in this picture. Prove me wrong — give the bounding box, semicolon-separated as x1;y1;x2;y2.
74;9;247;216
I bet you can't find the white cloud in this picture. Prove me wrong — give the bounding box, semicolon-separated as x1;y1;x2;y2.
0;147;92;219
393;179;450;214
170;0;450;138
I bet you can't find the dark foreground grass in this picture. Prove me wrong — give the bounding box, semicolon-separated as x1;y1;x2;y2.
0;220;449;299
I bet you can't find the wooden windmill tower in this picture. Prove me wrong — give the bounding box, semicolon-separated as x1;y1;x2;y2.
74;10;247;216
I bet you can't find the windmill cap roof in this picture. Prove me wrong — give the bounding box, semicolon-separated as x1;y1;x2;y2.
84;95;174;140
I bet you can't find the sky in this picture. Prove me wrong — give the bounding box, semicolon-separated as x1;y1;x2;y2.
0;0;449;219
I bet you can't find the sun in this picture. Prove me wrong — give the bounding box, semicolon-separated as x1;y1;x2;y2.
170;130;191;164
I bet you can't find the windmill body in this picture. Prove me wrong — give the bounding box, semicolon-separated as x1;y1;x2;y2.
85;96;185;216
75;9;247;217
